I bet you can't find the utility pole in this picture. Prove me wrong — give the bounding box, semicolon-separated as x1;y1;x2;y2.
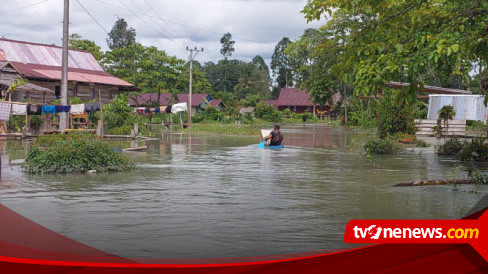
186;46;203;128
60;0;69;132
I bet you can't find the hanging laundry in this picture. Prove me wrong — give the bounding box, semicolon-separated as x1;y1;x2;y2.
55;105;71;113
41;105;56;114
11;104;27;115
0;103;11;121
70;104;85;115
165;105;172;113
85;102;100;113
155;107;161;113
171;103;188;114
135;108;144;114
144;107;151;114
27;104;42;115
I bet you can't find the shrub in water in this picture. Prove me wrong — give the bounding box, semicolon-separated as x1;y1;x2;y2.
26;132;134;173
459;138;488;161
364;139;403;154
435;137;464;156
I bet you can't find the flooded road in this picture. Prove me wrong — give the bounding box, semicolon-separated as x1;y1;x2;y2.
1;125;487;259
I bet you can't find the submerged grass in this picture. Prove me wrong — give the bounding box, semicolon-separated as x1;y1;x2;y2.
185;123;263;136
26;132;135;173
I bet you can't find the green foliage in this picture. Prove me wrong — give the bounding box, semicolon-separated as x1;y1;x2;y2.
108;125;133;135
69;34;103;62
364;139;404;154
193;107;224;123
29;116;43;131
7;115;25;132
220;32;235;59
301;0;488;98
104;43;188;95
254;102;282;122
106;18;136;50
376;92;417;138
25;132;134;173
438;105;456;121
103;94;136;131
468;170;488;184
271;37;294;90
459;138;488;162
186;122;261;136
435;137;464;156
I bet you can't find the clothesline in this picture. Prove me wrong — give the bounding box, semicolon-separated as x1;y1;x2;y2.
0;101;101;122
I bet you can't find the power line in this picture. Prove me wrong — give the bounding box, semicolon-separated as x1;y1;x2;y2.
93;0;275;47
0;0;49;14
75;0;109;34
119;0;186;47
142;0;197;47
125;0;222;59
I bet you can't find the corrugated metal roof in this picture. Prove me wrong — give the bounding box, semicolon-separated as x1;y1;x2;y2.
210;99;222;107
0;38;103;71
11;62;132;87
427;95;487;121
273;88;315;107
387;82;472;95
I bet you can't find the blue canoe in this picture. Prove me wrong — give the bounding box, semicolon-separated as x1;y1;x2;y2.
257;142;284;149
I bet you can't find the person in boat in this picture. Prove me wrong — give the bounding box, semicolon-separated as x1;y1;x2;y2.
265;124;283;146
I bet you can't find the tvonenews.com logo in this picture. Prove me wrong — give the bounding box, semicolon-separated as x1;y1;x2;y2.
353;225;479;240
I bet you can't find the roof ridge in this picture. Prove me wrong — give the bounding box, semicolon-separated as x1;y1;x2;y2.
0;38;91;54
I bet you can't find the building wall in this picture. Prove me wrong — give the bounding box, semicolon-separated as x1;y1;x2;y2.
16;79;124;104
278;105;330;115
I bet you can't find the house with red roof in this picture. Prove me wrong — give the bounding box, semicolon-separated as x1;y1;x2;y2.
128;93;225;115
0;38;133;103
266;88;338;116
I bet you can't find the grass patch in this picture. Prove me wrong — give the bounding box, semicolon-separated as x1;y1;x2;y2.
364;138;404;154
185;123;263;136
26;132;135;173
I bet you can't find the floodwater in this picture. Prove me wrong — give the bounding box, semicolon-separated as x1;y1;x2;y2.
1;125;487;259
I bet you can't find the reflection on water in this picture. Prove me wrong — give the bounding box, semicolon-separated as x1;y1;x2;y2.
0;125;487;259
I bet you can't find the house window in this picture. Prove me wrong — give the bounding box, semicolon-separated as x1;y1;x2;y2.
307;106;310;112
90;88;95;99
55;86;60;99
293;106;297;111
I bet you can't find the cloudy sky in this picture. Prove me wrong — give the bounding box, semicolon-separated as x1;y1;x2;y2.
0;0;323;65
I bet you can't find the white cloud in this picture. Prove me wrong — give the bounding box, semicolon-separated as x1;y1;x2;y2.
0;0;323;65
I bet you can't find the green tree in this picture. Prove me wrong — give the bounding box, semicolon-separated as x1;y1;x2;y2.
106;18;136;50
302;0;488;99
220;32;235;59
220;32;235;93
69;33;103;62
271;37;294;97
104;43;184;100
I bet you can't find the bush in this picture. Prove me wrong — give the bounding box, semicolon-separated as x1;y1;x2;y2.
459;138;488;161
376;93;417;138
435;137;464;156
26;132;134;173
7;115;25;132
469;170;488;184
108;125;133;135
193;107;224;122
364;139;404;154
254;102;282;122
103;94;136;131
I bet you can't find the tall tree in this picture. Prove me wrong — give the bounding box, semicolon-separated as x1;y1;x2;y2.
106;18;136;50
220;32;235;92
271;37;294;97
69;33;103;62
220;32;235;60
